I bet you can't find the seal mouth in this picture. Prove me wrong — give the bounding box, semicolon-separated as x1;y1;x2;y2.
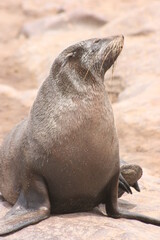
100;35;124;76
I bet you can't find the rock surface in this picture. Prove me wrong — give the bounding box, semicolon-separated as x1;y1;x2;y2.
0;0;160;239
21;9;107;37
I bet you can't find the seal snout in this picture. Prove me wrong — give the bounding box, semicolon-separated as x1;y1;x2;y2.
117;34;124;42
112;35;124;51
99;35;124;75
117;35;124;47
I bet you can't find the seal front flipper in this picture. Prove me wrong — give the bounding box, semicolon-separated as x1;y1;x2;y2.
105;172;160;226
0;176;50;236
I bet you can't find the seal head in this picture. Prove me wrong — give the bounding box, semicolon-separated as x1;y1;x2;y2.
52;36;124;88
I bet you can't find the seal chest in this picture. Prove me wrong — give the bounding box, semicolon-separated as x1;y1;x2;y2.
42;90;119;213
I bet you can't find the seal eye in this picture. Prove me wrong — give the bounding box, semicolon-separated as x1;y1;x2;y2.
94;39;100;44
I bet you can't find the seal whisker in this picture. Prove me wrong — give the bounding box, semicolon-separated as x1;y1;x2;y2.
100;47;113;73
83;64;92;81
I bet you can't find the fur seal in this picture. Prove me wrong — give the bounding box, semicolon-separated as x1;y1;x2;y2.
0;36;159;235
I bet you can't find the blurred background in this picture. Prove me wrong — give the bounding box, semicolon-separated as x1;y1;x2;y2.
0;0;160;239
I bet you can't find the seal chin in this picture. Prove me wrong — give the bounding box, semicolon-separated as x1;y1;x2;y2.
100;35;124;76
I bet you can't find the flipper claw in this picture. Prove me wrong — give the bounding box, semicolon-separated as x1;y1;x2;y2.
119;174;132;195
132;182;140;192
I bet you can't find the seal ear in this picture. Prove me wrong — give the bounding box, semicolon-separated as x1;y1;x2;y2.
0;176;50;236
62;52;76;67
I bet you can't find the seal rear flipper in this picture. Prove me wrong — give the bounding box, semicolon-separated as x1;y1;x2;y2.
109;210;160;226
0;176;51;236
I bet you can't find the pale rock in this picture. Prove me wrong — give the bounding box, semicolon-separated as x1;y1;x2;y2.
21;10;107;37
22;0;65;17
99;2;160;37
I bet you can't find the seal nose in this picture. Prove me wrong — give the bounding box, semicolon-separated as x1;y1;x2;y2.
116;35;124;43
114;35;124;49
115;35;124;40
107;35;124;49
119;35;124;45
120;35;124;40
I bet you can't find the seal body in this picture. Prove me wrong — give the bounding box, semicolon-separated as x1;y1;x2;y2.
0;36;159;235
30;82;118;214
0;42;119;214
